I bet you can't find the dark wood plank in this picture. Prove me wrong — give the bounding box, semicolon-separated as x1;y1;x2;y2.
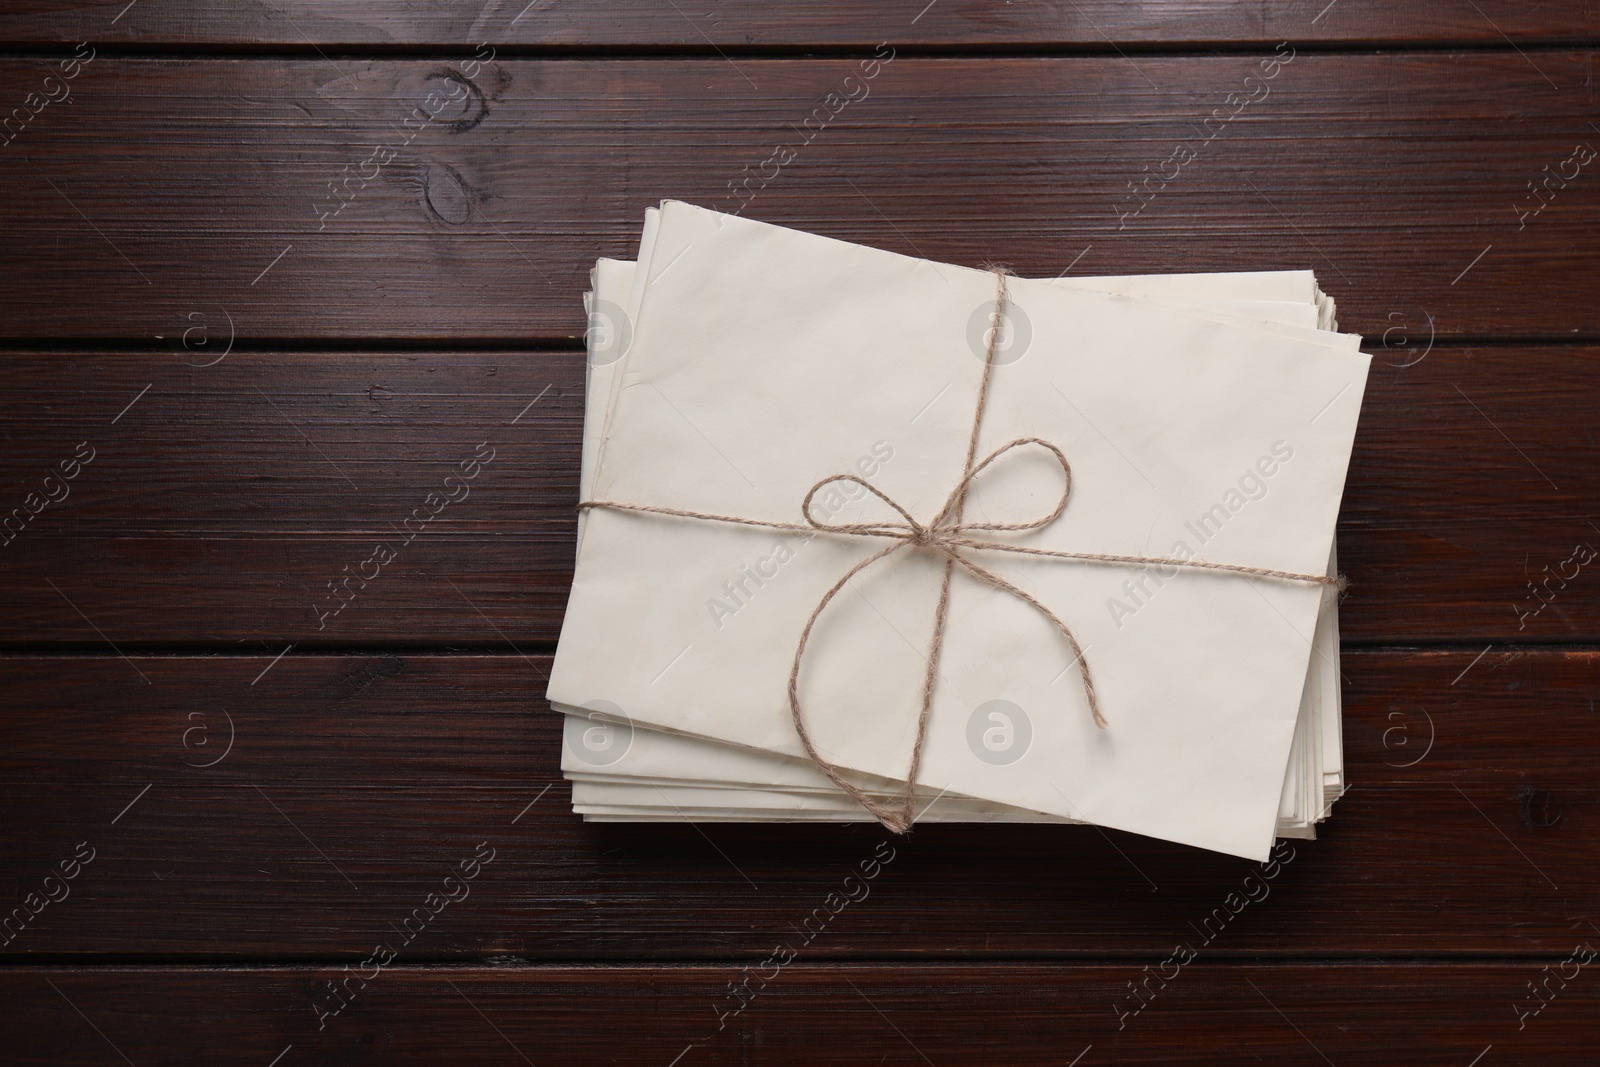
2;650;1595;960
3;0;1598;48
2;345;1596;645
5;962;1597;1065
0;351;584;646
0;55;1596;340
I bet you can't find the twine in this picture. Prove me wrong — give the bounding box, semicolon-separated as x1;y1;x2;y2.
579;269;1338;833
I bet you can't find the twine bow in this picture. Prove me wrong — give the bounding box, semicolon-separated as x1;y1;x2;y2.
579;268;1339;833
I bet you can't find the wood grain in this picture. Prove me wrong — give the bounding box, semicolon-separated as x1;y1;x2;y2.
1;650;1594;960
2;0;1598;48
1;345;1595;645
5;963;1596;1065
0;55;1596;341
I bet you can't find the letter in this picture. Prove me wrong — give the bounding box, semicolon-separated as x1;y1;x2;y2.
1;909;28;941
24;92;47;116
313;1003;338;1030
842;76;870;103
753;554;779;580
58;856;81;880
41;77;70;104
327;577;356;603
1175;942;1198;964
1114;201;1142;230
858;856;882;879
733;571;759;599
755;955;781;980
1576;943;1597;964
874;841;896;863
1514;1003;1536;1030
58;58;84;80
757;154;782;181
1106;597;1137;631
801;111;827;137
314;605;335;631
1529;579;1555;606
1515;203;1537;230
23;493;46;515
871;439;893;463
720;580;745;606
374;944;397;966
373;543;398;566
1259;57;1283;80
474;841;495;863
1170;540;1194;563
1222;488;1247;512
24;892;48;914
1239;470;1267;500
820;486;846;515
1576;543;1597;566
1156;155;1181;182
75;841;95;864
859;58;883;79
1542;565;1568;597
443;474;471;502
1262;841;1294;878
774;541;796;565
355;955;382;981
474;441;496;464
1241;874;1270;903
423;891;448;914
1223;891;1247;914
1114;1002;1137;1029
442;875;470;903
1198;908;1230;941
839;478;866;500
58;455;82;479
376;144;397;166
774;144;797;166
1272;440;1294;461
1195;502;1230;538
842;875;870;902
1139;968;1165;1000
1575;143;1598;166
401;910;429;939
1134;568;1164;598
41;876;69;903
358;557;382;582
800;913;827;938
1157;954;1181;980
424;491;449;515
2;510;28;541
459;856;483;880
1275;41;1295;61
855;454;880;479
1243;75;1271;103
824;891;848;914
1202;112;1229;137
1558;956;1581;980
1254;454;1279;478
1559;153;1582;181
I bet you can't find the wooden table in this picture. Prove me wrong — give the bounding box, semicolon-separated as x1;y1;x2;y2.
2;4;1597;1063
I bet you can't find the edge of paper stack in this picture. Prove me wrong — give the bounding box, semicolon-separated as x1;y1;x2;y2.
554;202;1352;855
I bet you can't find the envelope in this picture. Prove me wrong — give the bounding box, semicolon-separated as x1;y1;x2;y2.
550;202;1368;859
